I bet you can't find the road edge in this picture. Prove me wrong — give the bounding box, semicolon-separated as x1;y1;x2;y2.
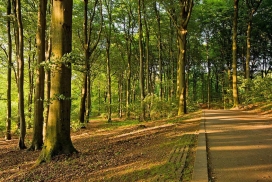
191;110;209;182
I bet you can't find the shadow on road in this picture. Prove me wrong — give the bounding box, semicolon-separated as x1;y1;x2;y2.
204;110;272;182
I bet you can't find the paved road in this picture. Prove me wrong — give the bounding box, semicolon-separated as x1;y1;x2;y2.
204;110;272;182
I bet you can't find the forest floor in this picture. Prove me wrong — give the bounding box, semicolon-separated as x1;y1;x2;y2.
0;111;202;182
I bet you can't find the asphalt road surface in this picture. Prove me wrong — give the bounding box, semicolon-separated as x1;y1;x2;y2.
204;110;272;182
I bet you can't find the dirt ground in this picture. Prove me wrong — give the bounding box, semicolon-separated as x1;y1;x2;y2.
0;113;201;182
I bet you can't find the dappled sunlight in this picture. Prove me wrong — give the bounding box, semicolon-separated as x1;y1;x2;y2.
205;110;272;181
91;160;167;181
210;144;272;151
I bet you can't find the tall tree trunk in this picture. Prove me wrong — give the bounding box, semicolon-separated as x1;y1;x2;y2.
5;0;12;141
245;0;262;80
85;74;91;123
143;0;151;119
125;6;132;119
79;0;102;125
245;15;252;80
169;2;177;101
38;0;77;163
177;0;193;116
118;76;123;118
106;39;112;123
15;0;26;149
27;38;34;129
78;0;89;125
29;0;47;151
105;0;112;123
154;2;163;100
138;0;145;121
44;36;51;141
232;0;239;108
177;32;187;115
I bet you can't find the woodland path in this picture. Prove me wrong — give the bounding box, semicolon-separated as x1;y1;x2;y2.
204;110;272;182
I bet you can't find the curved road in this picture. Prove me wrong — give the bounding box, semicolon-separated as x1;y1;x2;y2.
204;110;272;181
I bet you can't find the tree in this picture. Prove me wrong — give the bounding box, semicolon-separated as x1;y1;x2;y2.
176;0;194;115
29;0;47;151
5;0;12;141
104;0;113;123
232;0;239;108
78;0;102;126
138;0;146;121
245;0;262;80
14;0;27;149
38;0;77;163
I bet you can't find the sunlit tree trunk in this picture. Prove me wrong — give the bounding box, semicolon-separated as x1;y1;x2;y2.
177;0;193;116
232;0;239;108
29;0;47;151
177;32;187;115
38;0;77;163
43;35;51;141
5;0;12;140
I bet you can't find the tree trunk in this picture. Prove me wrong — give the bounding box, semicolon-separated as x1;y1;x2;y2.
125;7;132;119
27;38;34;129
177;32;187;115
154;2;163;100
5;0;12;141
15;0;26;149
79;0;101;125
106;39;112;123
105;0;113;123
177;0;193;116
232;0;239;108
245;14;252;80
29;0;47;151
38;0;77;163
245;0;262;81
78;0;89;125
118;76;123;118
138;0;145;121
43;37;51;141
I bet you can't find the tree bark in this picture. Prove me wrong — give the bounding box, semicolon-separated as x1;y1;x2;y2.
38;0;77;163
138;0;146;121
29;0;47;151
245;0;262;80
154;2;163;100
5;0;12;141
177;31;187;115
27;38;34;129
232;0;239;108
177;0;193;116
15;0;26;149
125;5;132;119
79;0;102;125
105;0;112;123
